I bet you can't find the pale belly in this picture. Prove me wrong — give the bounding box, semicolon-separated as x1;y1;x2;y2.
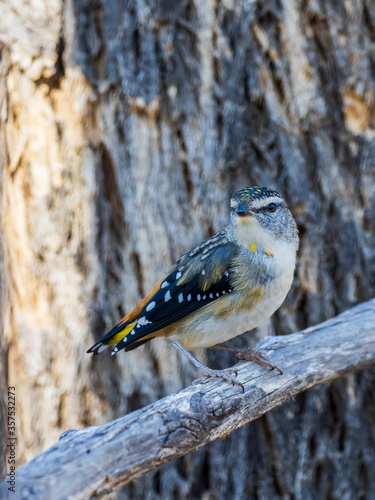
171;282;291;351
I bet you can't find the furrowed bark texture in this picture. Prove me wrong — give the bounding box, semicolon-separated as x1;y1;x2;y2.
0;0;375;499
0;299;374;500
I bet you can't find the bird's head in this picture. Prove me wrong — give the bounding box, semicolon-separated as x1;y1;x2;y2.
230;186;299;253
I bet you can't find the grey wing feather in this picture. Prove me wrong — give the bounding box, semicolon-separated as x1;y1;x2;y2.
176;230;235;290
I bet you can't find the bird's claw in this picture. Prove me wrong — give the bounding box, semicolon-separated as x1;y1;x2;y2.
236;348;283;375
193;367;244;392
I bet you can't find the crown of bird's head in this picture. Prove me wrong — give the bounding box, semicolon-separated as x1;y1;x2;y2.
230;186;299;251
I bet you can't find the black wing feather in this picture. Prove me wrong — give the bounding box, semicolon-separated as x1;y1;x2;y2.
114;232;238;352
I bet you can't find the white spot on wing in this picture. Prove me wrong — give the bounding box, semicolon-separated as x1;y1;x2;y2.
178;293;184;303
201;270;206;275
97;344;109;353
209;293;213;299
176;272;182;279
131;329;136;335
165;290;171;302
197;294;201;301
161;281;169;289
224;271;229;276
187;294;191;301
111;347;118;356
146;301;156;312
203;295;206;299
138;316;151;326
216;293;219;297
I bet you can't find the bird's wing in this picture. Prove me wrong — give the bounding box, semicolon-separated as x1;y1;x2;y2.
88;230;239;354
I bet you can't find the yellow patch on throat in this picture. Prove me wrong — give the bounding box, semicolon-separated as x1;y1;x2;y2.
239;217;252;226
265;248;275;257
250;243;257;253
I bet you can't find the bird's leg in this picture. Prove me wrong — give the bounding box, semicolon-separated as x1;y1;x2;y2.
210;342;283;375
168;339;244;392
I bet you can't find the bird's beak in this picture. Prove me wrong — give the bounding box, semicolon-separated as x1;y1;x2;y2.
236;204;255;217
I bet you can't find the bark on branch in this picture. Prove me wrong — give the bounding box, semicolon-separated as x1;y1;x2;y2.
2;299;375;500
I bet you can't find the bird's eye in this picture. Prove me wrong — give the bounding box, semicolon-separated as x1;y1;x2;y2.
267;203;276;213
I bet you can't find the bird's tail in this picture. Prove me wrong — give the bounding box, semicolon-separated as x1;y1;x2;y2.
87;319;138;355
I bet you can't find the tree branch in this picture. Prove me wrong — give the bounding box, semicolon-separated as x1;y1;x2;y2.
2;299;375;500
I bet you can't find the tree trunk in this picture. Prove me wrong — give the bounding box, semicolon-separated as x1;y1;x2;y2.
1;0;375;498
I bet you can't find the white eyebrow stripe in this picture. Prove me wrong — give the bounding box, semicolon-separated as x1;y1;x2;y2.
250;196;282;209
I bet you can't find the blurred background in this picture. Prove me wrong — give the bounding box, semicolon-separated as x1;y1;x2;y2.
1;0;375;498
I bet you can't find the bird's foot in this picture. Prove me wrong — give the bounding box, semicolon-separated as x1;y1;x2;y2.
193;367;244;392
236;348;283;375
167;339;244;392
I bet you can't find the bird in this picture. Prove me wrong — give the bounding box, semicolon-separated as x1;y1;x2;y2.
88;186;299;391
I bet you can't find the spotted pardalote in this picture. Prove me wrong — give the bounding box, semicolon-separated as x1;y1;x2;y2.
88;186;299;390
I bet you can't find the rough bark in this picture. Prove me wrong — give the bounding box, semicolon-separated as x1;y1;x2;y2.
0;299;374;500
0;0;375;499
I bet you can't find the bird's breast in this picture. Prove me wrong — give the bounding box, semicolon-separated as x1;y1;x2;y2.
169;243;296;351
169;282;289;351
